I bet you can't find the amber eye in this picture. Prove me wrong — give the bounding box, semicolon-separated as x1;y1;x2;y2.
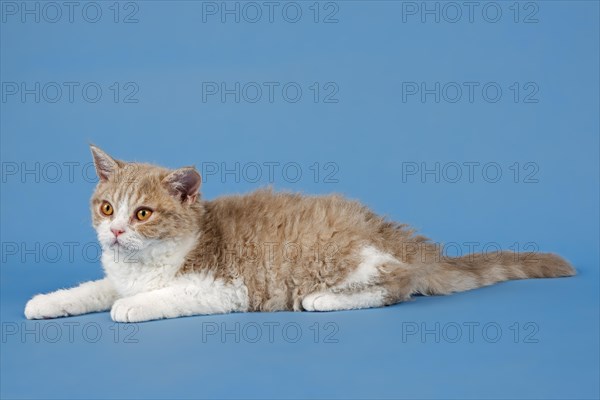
136;208;153;221
100;201;113;216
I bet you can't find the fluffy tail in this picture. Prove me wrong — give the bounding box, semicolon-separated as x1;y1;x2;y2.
415;251;575;296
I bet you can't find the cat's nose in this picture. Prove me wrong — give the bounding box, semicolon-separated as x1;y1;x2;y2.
111;228;125;237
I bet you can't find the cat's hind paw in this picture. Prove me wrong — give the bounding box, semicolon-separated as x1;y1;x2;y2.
110;297;161;323
302;292;332;312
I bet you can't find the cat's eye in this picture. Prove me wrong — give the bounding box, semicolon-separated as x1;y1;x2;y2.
136;208;153;221
100;201;113;216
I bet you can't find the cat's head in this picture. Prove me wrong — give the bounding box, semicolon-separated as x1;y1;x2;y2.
89;145;202;253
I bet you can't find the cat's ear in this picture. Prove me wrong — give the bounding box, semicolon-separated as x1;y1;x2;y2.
90;145;121;182
162;167;202;204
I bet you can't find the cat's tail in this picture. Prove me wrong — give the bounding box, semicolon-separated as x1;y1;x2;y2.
414;251;575;296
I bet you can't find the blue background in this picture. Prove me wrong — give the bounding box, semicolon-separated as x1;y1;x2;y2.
1;1;598;398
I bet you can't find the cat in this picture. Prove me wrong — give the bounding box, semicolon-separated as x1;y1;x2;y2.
24;145;576;322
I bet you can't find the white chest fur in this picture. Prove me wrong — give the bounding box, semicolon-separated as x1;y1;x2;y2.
101;235;198;297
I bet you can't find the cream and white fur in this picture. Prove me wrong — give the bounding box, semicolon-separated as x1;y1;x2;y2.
25;209;251;322
24;145;576;322
24;148;387;321
25;240;384;322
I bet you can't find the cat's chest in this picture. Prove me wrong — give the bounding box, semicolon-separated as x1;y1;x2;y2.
101;237;197;297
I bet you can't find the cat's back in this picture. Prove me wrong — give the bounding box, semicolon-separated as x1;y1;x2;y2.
204;188;381;241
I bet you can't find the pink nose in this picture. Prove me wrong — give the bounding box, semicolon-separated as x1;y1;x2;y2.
111;228;125;237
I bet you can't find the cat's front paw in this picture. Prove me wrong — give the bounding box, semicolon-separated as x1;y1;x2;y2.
111;297;161;323
25;293;71;319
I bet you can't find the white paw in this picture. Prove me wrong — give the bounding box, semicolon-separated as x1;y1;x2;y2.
313;295;337;311
25;293;71;319
301;292;319;311
110;297;160;323
302;292;335;312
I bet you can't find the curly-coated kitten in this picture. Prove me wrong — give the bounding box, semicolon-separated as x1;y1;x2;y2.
24;145;575;322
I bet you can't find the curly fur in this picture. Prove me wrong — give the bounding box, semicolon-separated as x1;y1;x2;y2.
24;146;576;322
